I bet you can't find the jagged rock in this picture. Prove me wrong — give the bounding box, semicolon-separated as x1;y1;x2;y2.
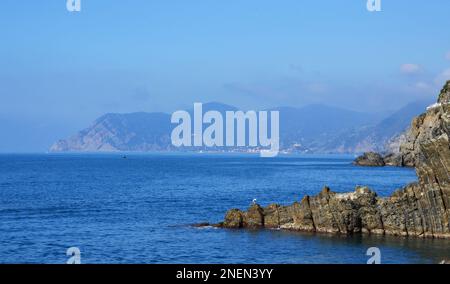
353;152;385;167
263;204;293;228
438;80;450;104
222;205;267;228
223;209;244;228
383;80;450;167
216;81;450;239
244;204;265;228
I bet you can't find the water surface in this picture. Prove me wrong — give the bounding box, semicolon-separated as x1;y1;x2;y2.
1;153;448;264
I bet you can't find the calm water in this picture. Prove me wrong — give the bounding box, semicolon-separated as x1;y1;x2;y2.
1;153;449;264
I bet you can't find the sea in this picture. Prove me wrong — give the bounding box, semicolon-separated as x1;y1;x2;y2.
1;153;449;264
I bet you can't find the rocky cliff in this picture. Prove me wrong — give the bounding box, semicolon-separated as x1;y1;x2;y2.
356;81;450;167
395;81;450;167
215;81;450;238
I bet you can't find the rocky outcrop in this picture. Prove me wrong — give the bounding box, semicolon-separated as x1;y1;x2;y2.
216;81;450;239
221;186;383;234
353;152;385;167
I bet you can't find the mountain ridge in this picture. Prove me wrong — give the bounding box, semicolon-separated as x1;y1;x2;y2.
50;101;431;154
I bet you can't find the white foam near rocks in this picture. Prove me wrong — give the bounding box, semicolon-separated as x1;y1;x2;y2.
335;192;358;201
335;187;370;201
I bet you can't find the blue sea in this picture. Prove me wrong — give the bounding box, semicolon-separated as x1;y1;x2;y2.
1;153;449;264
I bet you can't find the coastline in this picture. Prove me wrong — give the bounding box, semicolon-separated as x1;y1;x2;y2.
211;82;450;240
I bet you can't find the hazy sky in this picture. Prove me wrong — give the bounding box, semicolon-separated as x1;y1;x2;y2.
1;0;450;151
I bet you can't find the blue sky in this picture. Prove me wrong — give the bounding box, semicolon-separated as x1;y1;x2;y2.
1;0;450;151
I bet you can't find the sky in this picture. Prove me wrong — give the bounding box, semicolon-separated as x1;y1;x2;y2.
1;0;450;152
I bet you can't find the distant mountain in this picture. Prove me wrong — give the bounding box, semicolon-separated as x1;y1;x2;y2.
50;101;430;154
50;112;173;152
310;100;433;153
270;104;388;151
50;103;240;152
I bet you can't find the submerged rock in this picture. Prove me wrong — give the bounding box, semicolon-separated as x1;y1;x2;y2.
191;222;211;227
215;81;450;239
